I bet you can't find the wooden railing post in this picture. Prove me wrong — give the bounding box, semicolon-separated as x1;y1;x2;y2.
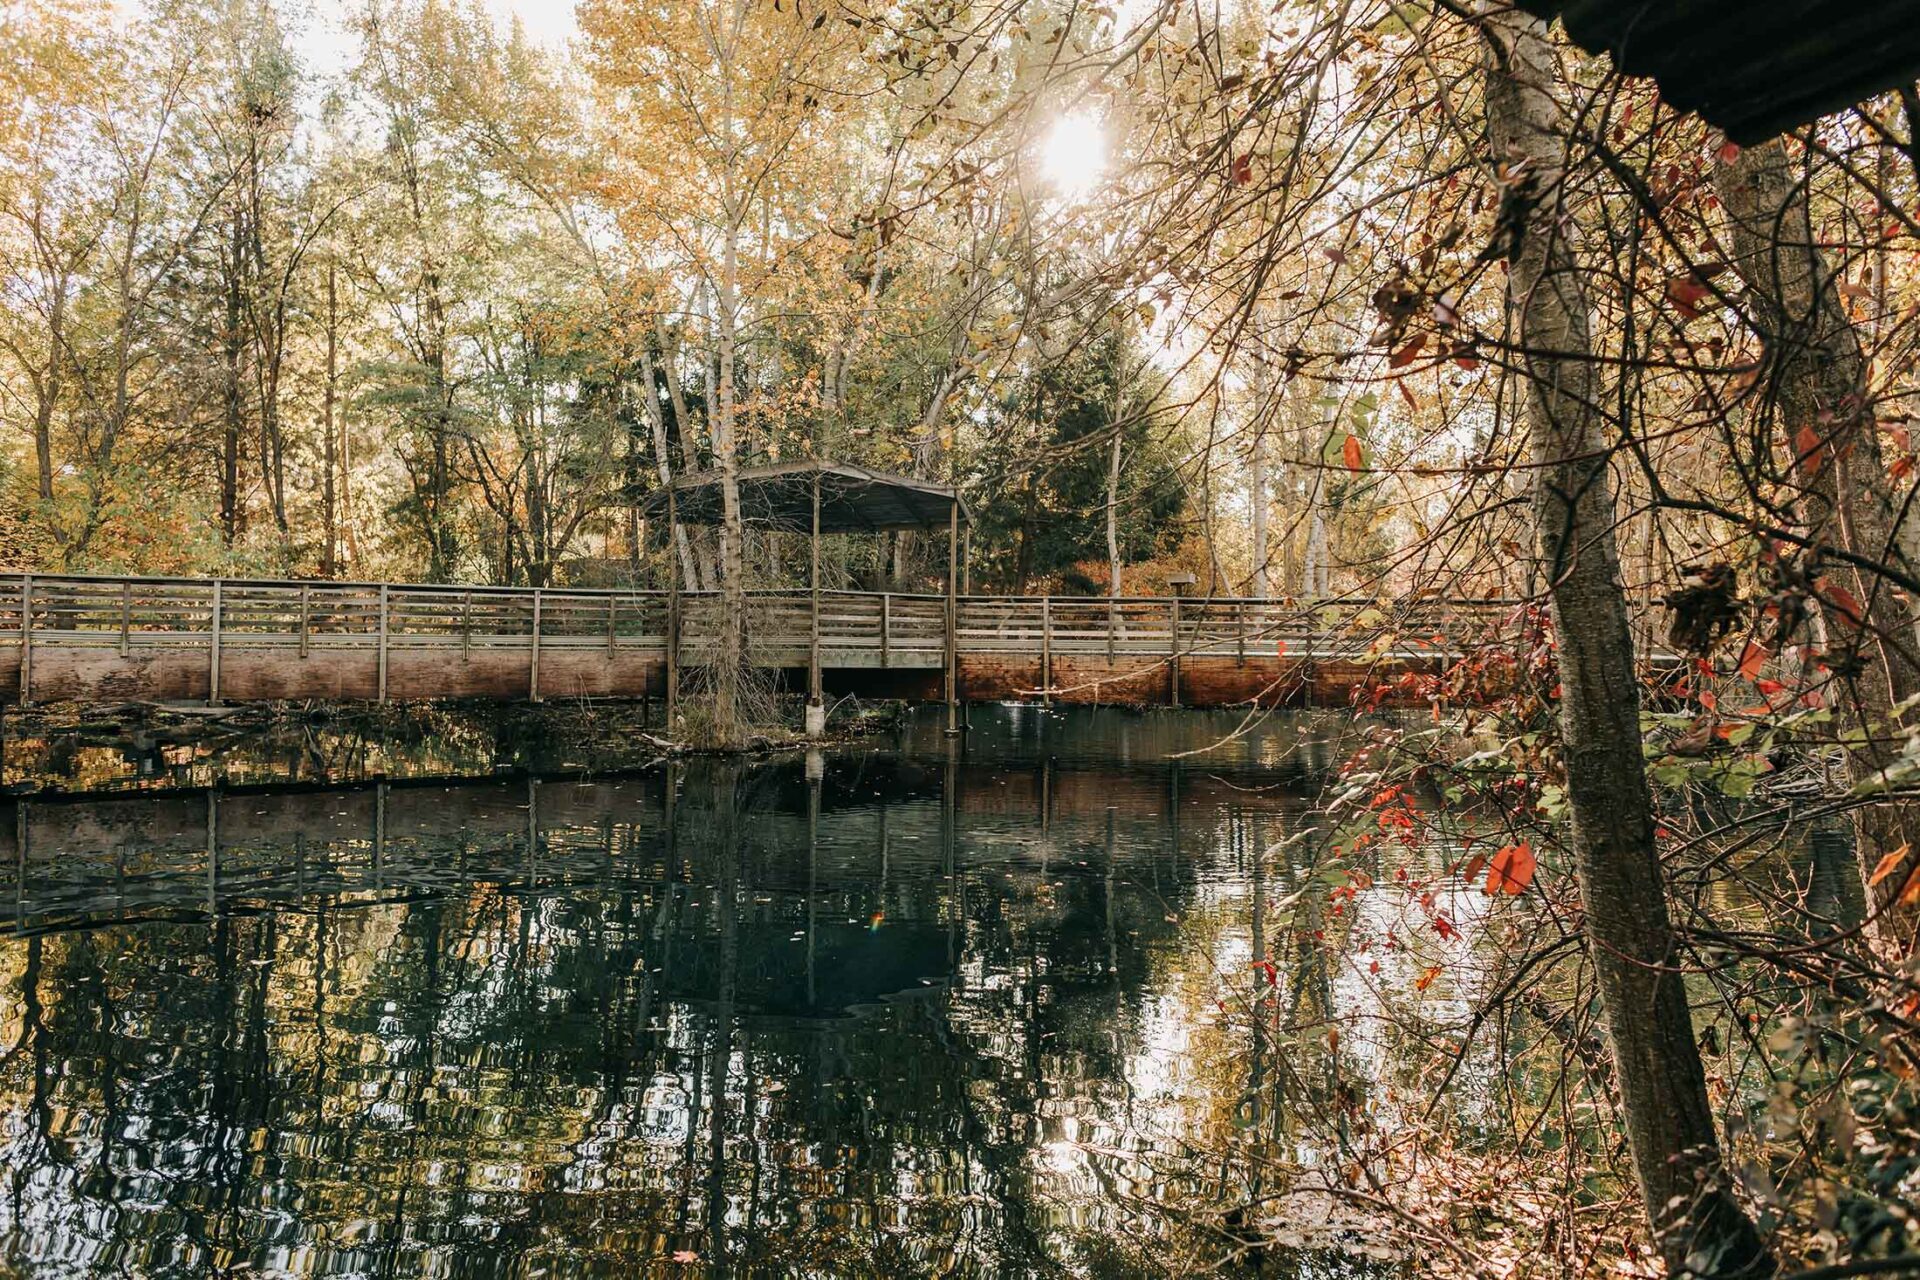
607;594;617;655
1236;599;1246;664
298;585;310;659
461;592;472;662
209;579;224;705
529;588;543;702
18;575;31;706
880;592;891;669
1169;595;1181;708
1040;595;1052;705
120;581;132;658
376;584;389;704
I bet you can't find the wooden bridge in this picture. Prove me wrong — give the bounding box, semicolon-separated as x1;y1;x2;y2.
0;572;1519;712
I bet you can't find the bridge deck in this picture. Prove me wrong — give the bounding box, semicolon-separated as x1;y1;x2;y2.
0;573;1527;710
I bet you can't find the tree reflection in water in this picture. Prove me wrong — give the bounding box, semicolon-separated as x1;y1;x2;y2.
1;707;1408;1277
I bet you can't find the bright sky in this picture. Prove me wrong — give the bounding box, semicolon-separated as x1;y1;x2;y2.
296;0;578;76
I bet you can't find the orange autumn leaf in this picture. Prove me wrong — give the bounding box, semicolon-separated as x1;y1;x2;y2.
1342;433;1363;471
1869;843;1911;887
1485;842;1536;895
1389;333;1426;368
1737;641;1767;681
1415;964;1443;992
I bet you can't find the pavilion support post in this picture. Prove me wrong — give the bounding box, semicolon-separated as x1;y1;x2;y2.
666;487;681;724
529;589;543;702
209;579;224;705
945;504;959;733
376;584;389;704
808;471;823;723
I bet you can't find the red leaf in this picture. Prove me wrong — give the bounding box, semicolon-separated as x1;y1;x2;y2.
1893;456;1914;481
1736;641;1767;681
1795;424;1826;475
1389;333;1427;368
1452;347;1480;371
1715;140;1741;165
1342;433;1363;471
1485;842;1536;895
1818;577;1866;629
1231;154;1253;185
1666;275;1712;320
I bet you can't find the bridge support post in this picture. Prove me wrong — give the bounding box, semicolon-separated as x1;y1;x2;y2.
809;471;822;721
1040;595;1051;705
18;575;30;707
209;579;224;705
376;584;389;704
530;589;542;703
945;502;959;733
1169;596;1181;708
666;487;680;724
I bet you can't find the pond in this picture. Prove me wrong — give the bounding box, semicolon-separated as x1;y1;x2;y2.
0;706;1476;1277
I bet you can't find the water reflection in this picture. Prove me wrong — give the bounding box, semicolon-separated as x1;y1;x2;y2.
0;707;1396;1277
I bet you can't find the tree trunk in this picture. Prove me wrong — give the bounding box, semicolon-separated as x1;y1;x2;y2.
712;202;746;749
322;262;339;578
1716;139;1920;950
1107;425;1123;597
221;208;245;548
1250;367;1271;598
1483;10;1775;1276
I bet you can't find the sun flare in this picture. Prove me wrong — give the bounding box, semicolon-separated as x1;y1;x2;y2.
1037;111;1108;200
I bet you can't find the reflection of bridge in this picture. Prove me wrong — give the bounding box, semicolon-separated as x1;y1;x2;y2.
1;573;1517;710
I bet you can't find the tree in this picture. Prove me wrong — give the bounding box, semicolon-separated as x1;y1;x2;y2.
1480;9;1774;1275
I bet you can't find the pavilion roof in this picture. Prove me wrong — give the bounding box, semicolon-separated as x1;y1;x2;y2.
643;460;967;534
1513;1;1920;143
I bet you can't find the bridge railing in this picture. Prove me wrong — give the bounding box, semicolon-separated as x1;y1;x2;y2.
0;573;1520;664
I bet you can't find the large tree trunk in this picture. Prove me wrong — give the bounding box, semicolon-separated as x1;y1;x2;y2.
712;203;746;749
1249;360;1271;597
1483;11;1775;1276
322;262;339;578
1716;140;1920;950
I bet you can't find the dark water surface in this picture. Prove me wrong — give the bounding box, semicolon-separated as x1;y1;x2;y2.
1;707;1418;1278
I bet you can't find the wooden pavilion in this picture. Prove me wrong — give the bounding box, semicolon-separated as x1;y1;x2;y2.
645;460;971;729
